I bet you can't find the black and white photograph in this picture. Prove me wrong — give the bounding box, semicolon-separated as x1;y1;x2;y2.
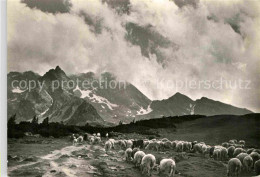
6;0;260;176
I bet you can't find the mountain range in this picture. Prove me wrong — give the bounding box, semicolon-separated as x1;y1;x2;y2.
7;66;252;126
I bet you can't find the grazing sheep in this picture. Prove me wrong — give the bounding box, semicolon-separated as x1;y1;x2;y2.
77;136;84;143
233;148;246;157
104;140;112;152
118;140;127;150
126;140;133;148
229;139;238;144
243;155;253;172
236;153;248;164
253;149;260;154
125;148;133;162
220;148;228;161
176;142;184;152
94;136;101;144
89;136;95;144
227;158;242;176
108;139;115;149
222;142;229;148
133;140;144;149
238;140;245;146
163;141;172;150
213;149;221;160
133;151;146;167
254;159;260;175
247;148;255;154
250;152;260;165
228;146;236;158
191;141;198;150
194;143;203;154
132;148;140;158
145;141;160;151
141;154;156;176
209;146;215;158
73;137;78;146
171;141;177;150
161;138;169;142
158;159;176;177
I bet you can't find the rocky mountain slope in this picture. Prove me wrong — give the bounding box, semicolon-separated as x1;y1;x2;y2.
8;66;252;125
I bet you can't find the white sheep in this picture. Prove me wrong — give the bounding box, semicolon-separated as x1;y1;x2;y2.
227;158;242;176
77;136;84;143
104;140;112;152
220;147;228;161
176;142;184;152
108;139;115;149
254;159;260;175
158;159;176;177
145;141;160;151
97;133;101;137
94;136;101;144
126;140;133;148
171;141;177;150
236;152;248;164
228;146;236;158
243;155;253;172
233;148;246;157
125;148;133;162
118;140;127;150
73;137;78;146
141;154;156;176
133;151;146;167
238;140;245;146
213;148;221;160
250;152;260;165
106;133;109;138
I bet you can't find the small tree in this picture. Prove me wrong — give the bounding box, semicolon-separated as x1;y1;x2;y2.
42;117;49;126
8;114;16;127
31;115;38;124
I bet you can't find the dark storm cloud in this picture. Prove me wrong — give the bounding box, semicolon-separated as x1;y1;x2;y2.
21;0;71;14
173;0;199;8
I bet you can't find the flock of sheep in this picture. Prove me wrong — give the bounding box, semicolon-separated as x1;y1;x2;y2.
72;133;260;176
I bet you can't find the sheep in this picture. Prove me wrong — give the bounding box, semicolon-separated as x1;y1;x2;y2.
247;148;255;154
133;151;146;167
132;148;140;158
171;141;177;150
233;148;246;157
229;139;237;144
118;140;127;150
243;155;253;172
161;138;169;142
73;137;78;146
228;146;236;158
77;136;84;144
133;140;144;149
125;148;133;162
94;136;101;144
140;154;156;176
222;142;229;148
227;158;242;176
213;149;221;160
93;133;96;136
97;133;101;137
238;140;245;146
163;141;172;150
220;147;228;161
236;153;248;164
193;143;203;154
126;140;133;148
89;136;95;144
158;159;176;177
176;142;184;152
108;139;115;149
201;144;208;156
104;140;112;152
106;133;109;138
145;141;160;151
250;152;260;165
254;159;260;175
209;146;215;158
191;141;198;150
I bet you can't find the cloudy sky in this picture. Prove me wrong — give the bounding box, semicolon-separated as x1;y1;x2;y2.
8;0;260;112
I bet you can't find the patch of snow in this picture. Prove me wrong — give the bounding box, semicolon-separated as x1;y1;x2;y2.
12;87;26;93
74;85;118;110
136;105;152;115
